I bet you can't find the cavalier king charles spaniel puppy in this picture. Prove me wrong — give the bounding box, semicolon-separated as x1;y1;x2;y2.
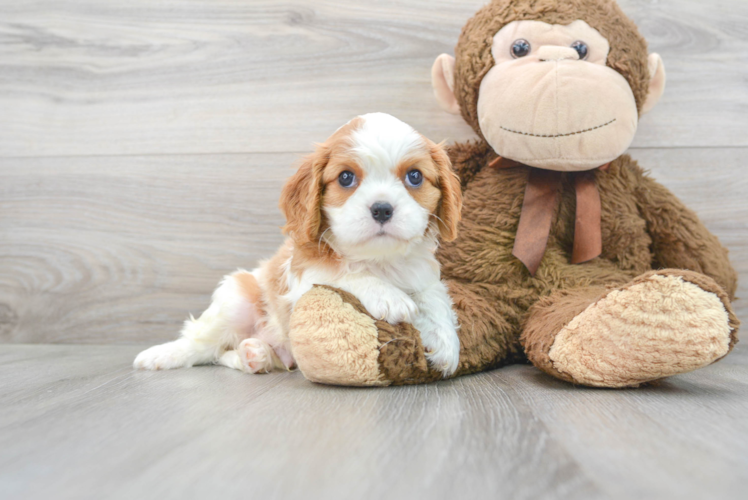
134;113;463;376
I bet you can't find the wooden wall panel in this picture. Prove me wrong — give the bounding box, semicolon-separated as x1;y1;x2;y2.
0;0;746;343
0;0;746;158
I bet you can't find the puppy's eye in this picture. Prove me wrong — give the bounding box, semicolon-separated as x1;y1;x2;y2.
571;41;589;60
406;169;423;187
338;170;356;188
511;39;531;58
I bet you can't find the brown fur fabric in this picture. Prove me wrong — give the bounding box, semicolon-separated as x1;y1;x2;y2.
288;0;739;388
327;287;444;384
436;150;738;381
454;0;650;137
308;286;444;385
521;286;608;384
295;151;740;387
521;269;740;386
393;0;736;385
290;152;739;387
632;269;740;352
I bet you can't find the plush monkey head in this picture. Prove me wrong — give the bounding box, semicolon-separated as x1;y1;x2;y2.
432;0;666;171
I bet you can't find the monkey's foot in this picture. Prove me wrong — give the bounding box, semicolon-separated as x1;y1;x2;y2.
548;270;738;388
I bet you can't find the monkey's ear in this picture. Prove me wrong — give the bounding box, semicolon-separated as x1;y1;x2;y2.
641;53;666;115
432;54;461;115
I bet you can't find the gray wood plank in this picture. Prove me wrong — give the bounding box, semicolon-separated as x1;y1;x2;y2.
1;343;746;500
0;153;291;344
0;0;746;158
1;147;746;344
504;343;748;499
0;344;603;500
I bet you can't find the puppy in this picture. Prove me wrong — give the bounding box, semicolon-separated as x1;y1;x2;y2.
134;113;463;376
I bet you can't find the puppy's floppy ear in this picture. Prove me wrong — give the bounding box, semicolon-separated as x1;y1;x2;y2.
279;145;329;244
431;142;462;242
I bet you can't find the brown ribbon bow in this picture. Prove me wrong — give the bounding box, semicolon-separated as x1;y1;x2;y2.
489;156;609;276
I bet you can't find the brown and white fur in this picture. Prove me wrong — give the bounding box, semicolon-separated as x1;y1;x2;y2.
133;113;463;376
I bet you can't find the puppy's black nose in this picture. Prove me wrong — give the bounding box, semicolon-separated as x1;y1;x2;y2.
370;202;394;224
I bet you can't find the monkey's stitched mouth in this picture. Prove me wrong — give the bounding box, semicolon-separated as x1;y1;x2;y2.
500;118;617;138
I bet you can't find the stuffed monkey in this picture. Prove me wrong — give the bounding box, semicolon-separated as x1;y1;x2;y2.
288;0;739;388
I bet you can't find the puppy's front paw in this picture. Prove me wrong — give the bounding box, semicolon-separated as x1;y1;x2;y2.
421;325;460;377
133;341;192;370
361;291;419;325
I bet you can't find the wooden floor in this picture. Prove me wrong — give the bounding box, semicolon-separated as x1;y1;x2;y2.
1;0;748;498
0;343;746;500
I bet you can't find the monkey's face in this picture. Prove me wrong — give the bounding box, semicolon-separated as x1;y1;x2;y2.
433;19;666;172
478;20;639;171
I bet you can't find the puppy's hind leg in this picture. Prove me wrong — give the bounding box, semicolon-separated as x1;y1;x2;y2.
134;270;263;371
218;338;287;374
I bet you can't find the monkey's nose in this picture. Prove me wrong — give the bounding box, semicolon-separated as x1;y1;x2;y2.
537;46;580;62
370;202;394;224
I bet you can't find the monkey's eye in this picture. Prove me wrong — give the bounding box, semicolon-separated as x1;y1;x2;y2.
571;41;589;60
406;169;423;187
338;170;357;188
511;39;531;58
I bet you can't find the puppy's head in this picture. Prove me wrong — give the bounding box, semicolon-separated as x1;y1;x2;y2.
280;113;461;257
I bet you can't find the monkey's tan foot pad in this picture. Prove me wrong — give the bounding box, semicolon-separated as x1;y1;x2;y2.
289;285;443;387
549;270;739;388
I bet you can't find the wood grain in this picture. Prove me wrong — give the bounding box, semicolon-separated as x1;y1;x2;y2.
1;343;747;499
0;0;747;158
505;344;748;499
1;147;745;344
0;153;291;343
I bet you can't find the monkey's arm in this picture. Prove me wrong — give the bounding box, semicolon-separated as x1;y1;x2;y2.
632;164;737;299
446;140;493;190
